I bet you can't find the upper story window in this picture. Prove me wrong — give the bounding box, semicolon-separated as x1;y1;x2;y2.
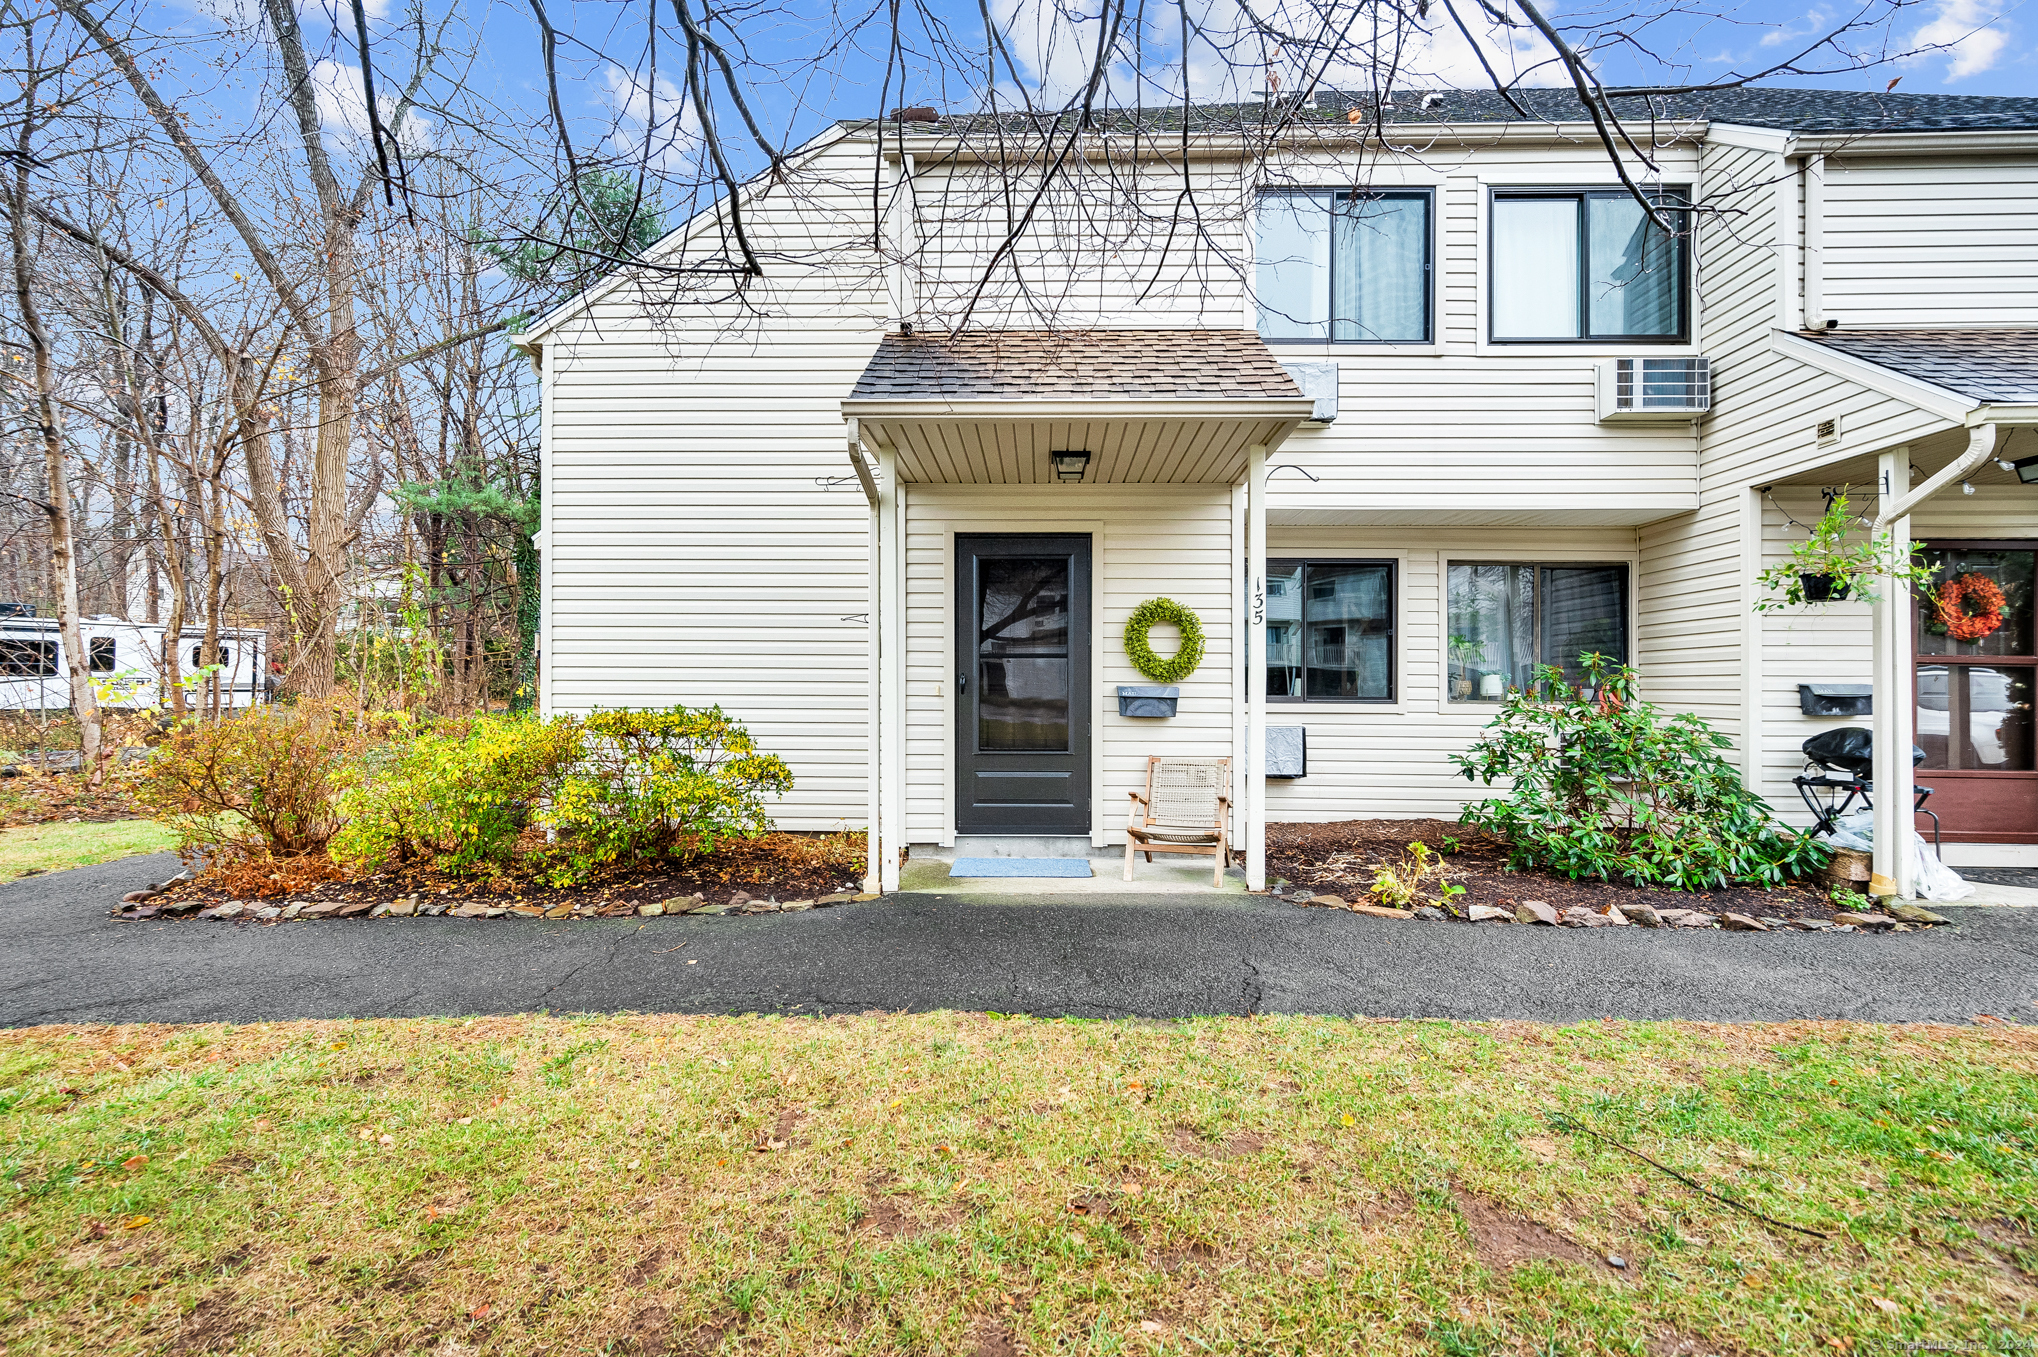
1256;190;1431;343
1490;189;1688;343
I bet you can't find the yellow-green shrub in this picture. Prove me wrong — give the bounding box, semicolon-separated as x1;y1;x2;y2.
540;705;792;885
331;714;584;876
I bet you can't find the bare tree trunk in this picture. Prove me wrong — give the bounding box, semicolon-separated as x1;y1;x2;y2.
10;130;102;780
202;448;225;717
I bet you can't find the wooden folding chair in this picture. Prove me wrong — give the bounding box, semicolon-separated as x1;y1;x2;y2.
1124;755;1232;887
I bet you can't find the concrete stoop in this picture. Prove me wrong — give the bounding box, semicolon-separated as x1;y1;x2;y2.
902;838;1247;896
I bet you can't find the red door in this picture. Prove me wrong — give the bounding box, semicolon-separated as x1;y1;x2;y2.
1914;542;2038;842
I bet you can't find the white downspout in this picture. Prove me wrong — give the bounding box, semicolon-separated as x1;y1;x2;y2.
1245;444;1268;890
1802;154;1825;330
1869;425;1998;898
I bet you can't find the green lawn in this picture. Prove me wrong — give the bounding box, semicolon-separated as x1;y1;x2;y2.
0;820;175;882
0;1015;2031;1355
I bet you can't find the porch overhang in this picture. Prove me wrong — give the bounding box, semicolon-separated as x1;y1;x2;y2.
843;399;1311;484
841;329;1316;484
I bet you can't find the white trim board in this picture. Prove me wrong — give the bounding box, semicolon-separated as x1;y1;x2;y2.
1939;843;2038;868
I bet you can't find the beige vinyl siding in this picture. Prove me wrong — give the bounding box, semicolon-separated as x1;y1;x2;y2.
900;485;1238;843
1263;526;1639;822
1261;141;1702;524
541;139;889;830
1822;155;2038;328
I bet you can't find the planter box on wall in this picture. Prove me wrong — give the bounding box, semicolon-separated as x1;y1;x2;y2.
1117;685;1179;718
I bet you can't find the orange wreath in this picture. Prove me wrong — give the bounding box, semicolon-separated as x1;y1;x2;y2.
1936;572;2007;642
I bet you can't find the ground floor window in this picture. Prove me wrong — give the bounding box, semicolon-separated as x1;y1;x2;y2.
1267;560;1395;701
1446;562;1628;701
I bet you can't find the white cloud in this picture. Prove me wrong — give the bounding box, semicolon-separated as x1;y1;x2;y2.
1907;0;2009;79
310;58;434;151
600;68;701;173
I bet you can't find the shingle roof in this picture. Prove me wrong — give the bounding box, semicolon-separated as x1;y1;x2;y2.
1795;330;2038;404
847;329;1306;401
855;87;2038;138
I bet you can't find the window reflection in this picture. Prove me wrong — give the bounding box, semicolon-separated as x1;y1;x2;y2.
978;557;1070;752
1916;664;2035;770
1267;561;1393;700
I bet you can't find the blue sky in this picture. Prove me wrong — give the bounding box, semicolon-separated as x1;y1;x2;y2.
272;0;2038;195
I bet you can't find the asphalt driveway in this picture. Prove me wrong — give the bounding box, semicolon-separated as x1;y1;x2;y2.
4;853;2035;1027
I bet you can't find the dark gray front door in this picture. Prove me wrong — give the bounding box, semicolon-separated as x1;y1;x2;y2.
956;534;1091;835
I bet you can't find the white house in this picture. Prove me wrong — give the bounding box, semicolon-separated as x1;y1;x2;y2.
511;87;2038;897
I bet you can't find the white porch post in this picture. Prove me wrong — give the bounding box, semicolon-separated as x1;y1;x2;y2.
1245;444;1268;890
863;449;883;895
877;445;906;894
1869;448;1909;897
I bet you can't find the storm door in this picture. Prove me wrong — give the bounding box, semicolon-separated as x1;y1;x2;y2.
955;534;1091;835
1914;541;2038;842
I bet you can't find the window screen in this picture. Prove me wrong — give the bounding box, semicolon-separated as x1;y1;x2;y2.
1490;189;1687;342
1257;191;1431;343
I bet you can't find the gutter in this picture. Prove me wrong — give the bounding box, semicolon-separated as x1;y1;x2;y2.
841;397;1318;421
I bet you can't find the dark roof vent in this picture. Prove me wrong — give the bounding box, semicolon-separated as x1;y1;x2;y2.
892;106;940;123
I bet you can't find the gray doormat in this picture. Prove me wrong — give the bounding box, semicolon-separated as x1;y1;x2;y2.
1956;867;2038;890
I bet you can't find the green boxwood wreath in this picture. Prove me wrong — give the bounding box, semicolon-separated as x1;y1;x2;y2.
1123;597;1206;684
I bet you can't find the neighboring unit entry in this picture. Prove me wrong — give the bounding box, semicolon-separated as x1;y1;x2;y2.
1595;356;1712;421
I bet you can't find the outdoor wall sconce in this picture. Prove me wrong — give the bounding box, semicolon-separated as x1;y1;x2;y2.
1051;450;1091;482
2012;454;2038;485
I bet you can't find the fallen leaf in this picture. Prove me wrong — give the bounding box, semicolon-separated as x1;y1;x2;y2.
123;1215;151;1230
1140;1320;1165;1333
888;1099;904;1110
252;1118;272;1132
121;1155;148;1172
458;1116;473;1125
127;1292;147;1305
469;1302;492;1320
1340;1113;1356;1127
379;1134;395;1146
1870;1297;1900;1314
934;1144;954;1156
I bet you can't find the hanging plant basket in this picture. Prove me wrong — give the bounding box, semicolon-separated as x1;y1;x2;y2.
1799;573;1851;603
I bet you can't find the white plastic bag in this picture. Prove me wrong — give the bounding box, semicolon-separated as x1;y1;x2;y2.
1826;809;1875;853
1819;809;1973;901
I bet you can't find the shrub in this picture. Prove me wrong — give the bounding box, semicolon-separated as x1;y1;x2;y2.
1368;841;1464;913
541;704;793;885
1451;654;1828;890
134;699;384;863
330;714;585;876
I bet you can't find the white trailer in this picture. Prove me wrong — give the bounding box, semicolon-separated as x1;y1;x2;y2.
0;616;269;711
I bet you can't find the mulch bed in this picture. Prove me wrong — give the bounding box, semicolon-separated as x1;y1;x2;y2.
115;832;869;924
0;771;148;829
1267;818;1837;921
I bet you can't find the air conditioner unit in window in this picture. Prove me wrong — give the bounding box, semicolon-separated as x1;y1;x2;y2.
1595;356;1711;421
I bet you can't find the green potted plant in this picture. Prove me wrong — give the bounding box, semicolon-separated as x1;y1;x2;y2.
1447;634;1483;699
1755;490;1933;612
